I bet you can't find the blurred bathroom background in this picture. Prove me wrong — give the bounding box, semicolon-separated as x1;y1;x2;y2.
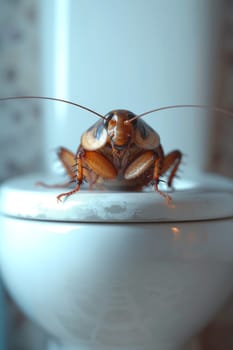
0;0;232;349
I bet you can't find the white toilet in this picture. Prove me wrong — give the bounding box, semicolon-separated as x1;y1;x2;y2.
0;171;232;350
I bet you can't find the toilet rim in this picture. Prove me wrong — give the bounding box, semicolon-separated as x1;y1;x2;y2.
0;172;233;223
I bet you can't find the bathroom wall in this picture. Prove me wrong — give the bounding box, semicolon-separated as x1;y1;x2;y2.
0;0;44;182
0;0;46;349
0;1;232;350
207;0;233;178
0;280;6;350
199;1;233;347
42;0;224;176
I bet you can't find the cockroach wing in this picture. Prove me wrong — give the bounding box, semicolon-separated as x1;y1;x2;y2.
134;120;160;150
81;120;108;151
57;147;76;179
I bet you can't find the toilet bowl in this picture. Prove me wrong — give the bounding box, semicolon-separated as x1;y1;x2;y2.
0;172;232;350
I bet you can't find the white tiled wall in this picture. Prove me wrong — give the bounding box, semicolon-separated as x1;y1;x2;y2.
0;0;43;182
0;0;45;349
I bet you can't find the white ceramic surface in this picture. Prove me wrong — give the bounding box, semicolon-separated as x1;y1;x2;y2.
0;173;233;350
0;172;232;222
47;338;202;350
1;216;233;350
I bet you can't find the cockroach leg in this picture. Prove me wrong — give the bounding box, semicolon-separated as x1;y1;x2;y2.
56;149;84;202
160;150;182;187
153;181;172;204
36;180;74;189
56;182;82;202
152;157;172;204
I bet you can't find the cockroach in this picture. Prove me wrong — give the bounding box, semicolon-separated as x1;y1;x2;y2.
1;96;232;203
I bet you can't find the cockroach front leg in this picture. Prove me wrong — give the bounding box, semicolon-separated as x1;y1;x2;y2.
57;149;117;202
124;147;172;203
124;146;181;203
152;148;182;203
160;149;182;188
124;150;155;180
152;150;172;204
56;150;84;202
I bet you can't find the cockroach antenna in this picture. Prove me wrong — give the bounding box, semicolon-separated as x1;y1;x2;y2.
0;96;107;121
126;104;233;123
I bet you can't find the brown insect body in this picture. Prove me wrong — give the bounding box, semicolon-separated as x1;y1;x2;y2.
56;109;182;202
1;96;233;203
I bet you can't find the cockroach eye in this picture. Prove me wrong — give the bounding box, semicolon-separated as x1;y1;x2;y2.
105;112;114;120
127;112;137;126
127;112;135;118
104;112;114;127
109;119;116;127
